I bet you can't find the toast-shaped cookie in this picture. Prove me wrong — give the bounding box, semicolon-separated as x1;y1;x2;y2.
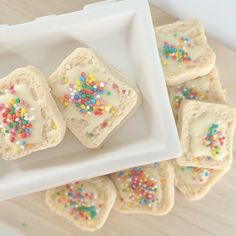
155;19;215;85
177;100;236;169
0;66;66;160
168;68;226;120
48;48;141;149
173;160;231;201
111;161;174;215
45;176;116;232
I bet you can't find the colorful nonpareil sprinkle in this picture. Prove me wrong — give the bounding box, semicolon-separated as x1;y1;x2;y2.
173;84;208;110
181;166;212;183
55;182;99;221
161;37;192;65
21;222;28;228
51;122;57;130
202;123;225;158
117;167;160;207
86;132;94;138
0;86;35;152
61;71;116;116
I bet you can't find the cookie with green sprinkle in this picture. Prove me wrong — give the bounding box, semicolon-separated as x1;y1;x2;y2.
45;176;116;231
48;48;141;149
177;100;236;169
111;161;174;215
155;19;215;85
172;160;231;201
168;68;226;120
0;66;66;160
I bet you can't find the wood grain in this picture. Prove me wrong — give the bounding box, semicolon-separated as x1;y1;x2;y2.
0;1;235;236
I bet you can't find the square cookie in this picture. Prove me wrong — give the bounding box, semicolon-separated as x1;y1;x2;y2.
155;19;215;85
168;68;226;120
48;48;141;149
0;66;66;160
177;100;236;169
46;176;116;232
111;161;174;215
173;160;230;201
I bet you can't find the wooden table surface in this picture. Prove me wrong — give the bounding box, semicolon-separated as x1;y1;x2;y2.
0;1;236;236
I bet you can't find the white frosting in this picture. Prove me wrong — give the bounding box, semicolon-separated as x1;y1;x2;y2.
158;32;205;72
0;84;44;146
52;65;121;132
190;113;227;159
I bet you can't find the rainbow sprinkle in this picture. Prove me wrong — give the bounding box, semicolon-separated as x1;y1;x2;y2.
202;123;225;158
21;222;27;229
117;167;160;207
162;36;192;65
181;166;212;183
173;84;208;110
0;85;35;152
61;71;116;116
55;182;99;221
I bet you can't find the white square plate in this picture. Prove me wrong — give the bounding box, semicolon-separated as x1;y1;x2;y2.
0;0;181;201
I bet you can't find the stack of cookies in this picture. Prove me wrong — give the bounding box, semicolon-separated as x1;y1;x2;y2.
44;19;236;232
155;19;236;201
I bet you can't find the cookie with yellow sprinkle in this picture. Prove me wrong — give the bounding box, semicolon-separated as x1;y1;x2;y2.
168;68;226;120
45;176;116;232
177;100;236;169
111;161;174;215
0;66;66;160
48;47;141;149
172;160;231;201
155;19;215;85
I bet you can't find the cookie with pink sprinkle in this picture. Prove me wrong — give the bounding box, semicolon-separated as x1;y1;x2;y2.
46;176;116;231
111;161;174;215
